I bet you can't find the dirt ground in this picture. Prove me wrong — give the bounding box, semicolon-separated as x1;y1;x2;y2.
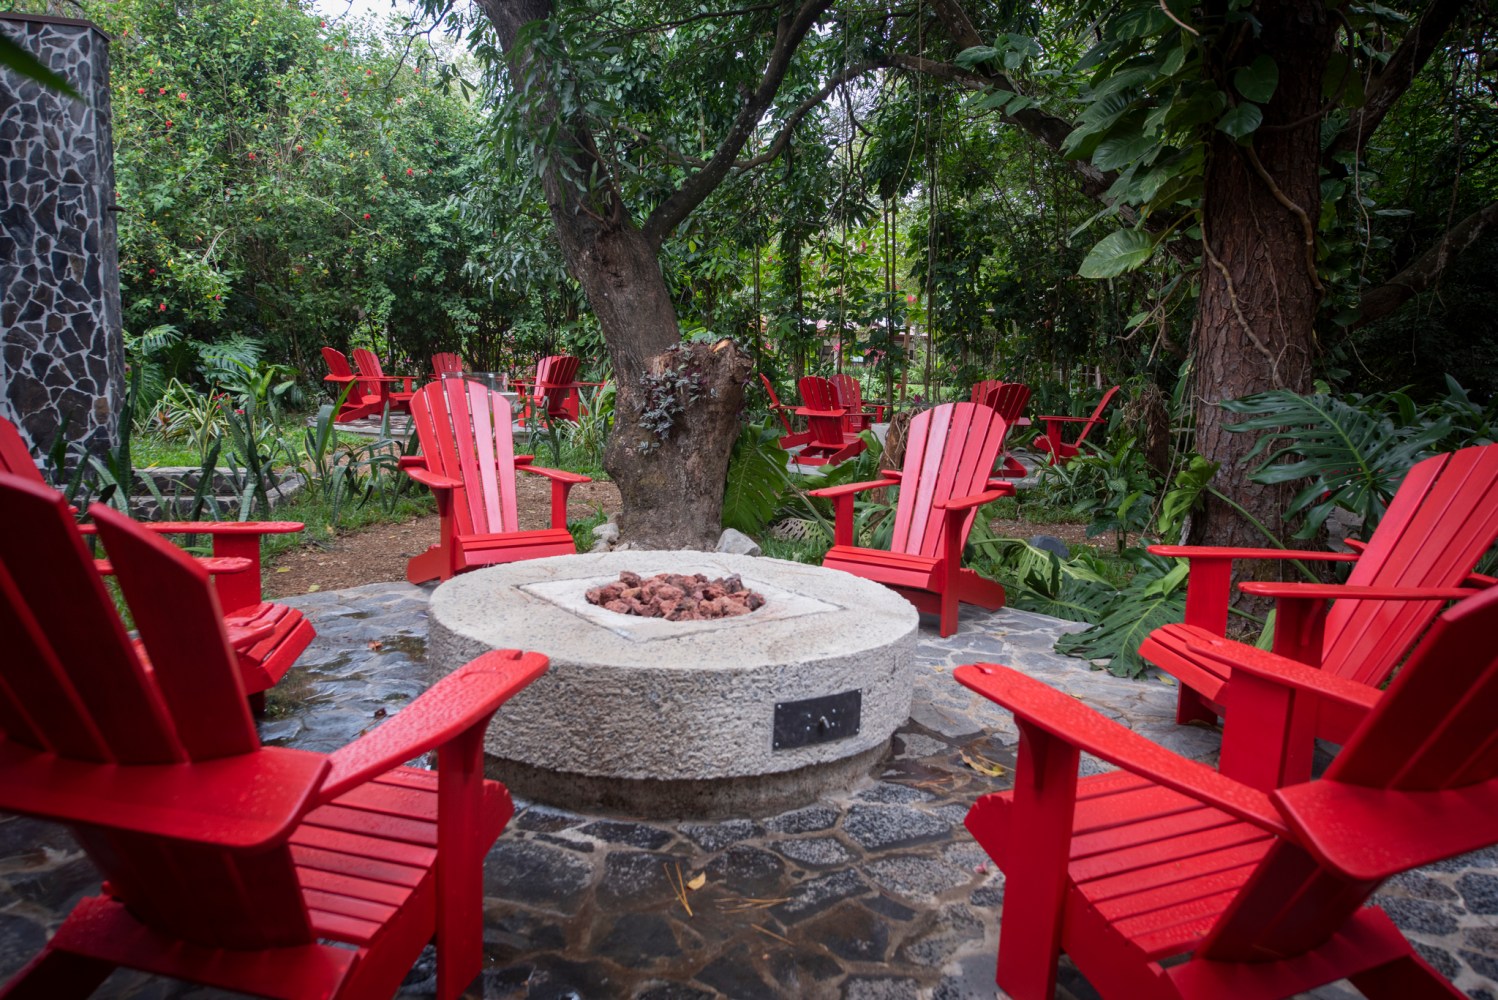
262;478;1111;599
262;477;623;599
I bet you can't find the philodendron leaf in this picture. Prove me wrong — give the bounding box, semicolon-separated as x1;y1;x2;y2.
1233;54;1279;103
1216;102;1263;139
1078;229;1155;279
1092;134;1157;171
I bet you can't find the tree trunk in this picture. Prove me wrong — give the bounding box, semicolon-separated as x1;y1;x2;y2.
480;0;752;550
1189;1;1332;555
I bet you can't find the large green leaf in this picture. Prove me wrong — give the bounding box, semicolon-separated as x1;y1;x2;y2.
1078;229;1155;278
1054;560;1189;678
1216;102;1263;139
1223;388;1452;540
1092;134;1158;171
722;419;790;536
1233;55;1279;103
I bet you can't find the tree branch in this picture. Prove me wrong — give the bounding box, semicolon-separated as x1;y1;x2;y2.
642;0;835;246
1354;199;1498;326
1325;0;1467;165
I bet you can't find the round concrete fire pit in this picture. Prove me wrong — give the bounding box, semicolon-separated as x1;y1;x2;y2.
427;551;919;818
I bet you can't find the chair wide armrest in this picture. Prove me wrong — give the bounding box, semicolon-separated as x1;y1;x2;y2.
404;466;463;492
1038;415;1094;424
807;478;900;500
517;465;591;485
1276;778;1498;881
935;486;1013;511
795;406;846;418
1186;636;1382;716
318;649;548;801
953;664;1288;835
142;521;306;537
0;742;329;850
1149;545;1359;563
1238;582;1477;602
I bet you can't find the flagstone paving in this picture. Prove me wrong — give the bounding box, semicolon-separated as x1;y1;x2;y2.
2;579;1496;999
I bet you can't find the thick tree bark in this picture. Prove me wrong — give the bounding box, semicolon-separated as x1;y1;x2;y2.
1188;2;1332;552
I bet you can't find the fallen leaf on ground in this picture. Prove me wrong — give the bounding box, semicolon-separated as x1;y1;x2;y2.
368;640;383;650
961;751;1007;777
686;873;706;891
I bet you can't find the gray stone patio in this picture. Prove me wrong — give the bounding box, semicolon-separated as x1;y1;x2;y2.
2;578;1496;999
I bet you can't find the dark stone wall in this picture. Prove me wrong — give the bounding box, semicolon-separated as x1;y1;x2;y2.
0;13;123;467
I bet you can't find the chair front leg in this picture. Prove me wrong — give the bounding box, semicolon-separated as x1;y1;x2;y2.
436;722;491;1000
831;494;856;548
549;479;576;530
996;718;1081;1000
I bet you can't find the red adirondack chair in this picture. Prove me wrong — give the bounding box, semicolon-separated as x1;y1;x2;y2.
513;354;583;426
793;376;867;467
957;584;1498;1000
810;402;1013;636
351;347;417;414
402;379;590;584
759;373;811;449
321;346;386;423
0;416;311;711
431;351;466;378
831;373;884;433
1141;443;1498;788
0;471;547;1000
1034;384;1119;465
971;380;1032;478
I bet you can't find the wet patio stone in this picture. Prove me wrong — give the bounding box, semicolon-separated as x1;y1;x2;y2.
4;579;1498;998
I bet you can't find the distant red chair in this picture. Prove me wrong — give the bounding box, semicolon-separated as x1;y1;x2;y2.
513;354;583;426
1034;385;1119;465
351;347;417;415
811;402;1013;636
402;379;589;584
760;373;811;449
321;346;385;423
794;376;866;466
971;380;1032;478
431;351;466;378
831;373;884;433
957;584;1498;1000
0;416;310;712
0;470;548;1000
1141;442;1498;789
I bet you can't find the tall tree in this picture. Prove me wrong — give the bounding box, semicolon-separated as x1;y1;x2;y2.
457;0;850;548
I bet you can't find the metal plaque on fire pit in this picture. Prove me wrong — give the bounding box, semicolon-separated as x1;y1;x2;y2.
773;690;862;750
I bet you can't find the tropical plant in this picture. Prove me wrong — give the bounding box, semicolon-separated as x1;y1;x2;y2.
1223;384;1455;541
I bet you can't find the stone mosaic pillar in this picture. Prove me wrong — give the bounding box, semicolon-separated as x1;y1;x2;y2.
0;13;123;465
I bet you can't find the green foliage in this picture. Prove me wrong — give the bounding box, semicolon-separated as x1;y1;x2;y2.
79;0;517;371
1223;383;1457;540
723;418;791;537
1053;555;1189;677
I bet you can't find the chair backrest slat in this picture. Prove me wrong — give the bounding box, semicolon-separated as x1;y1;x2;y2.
536;355;580;416
0;475;182;764
321;346;354;379
1074;385;1120;448
0;417;47;484
1323;444;1498;686
413;381;520;537
831;374;864;425
890;403;1008;558
351;348;388;400
92;505;259;761
989;383;1031;425
432;351;464;376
